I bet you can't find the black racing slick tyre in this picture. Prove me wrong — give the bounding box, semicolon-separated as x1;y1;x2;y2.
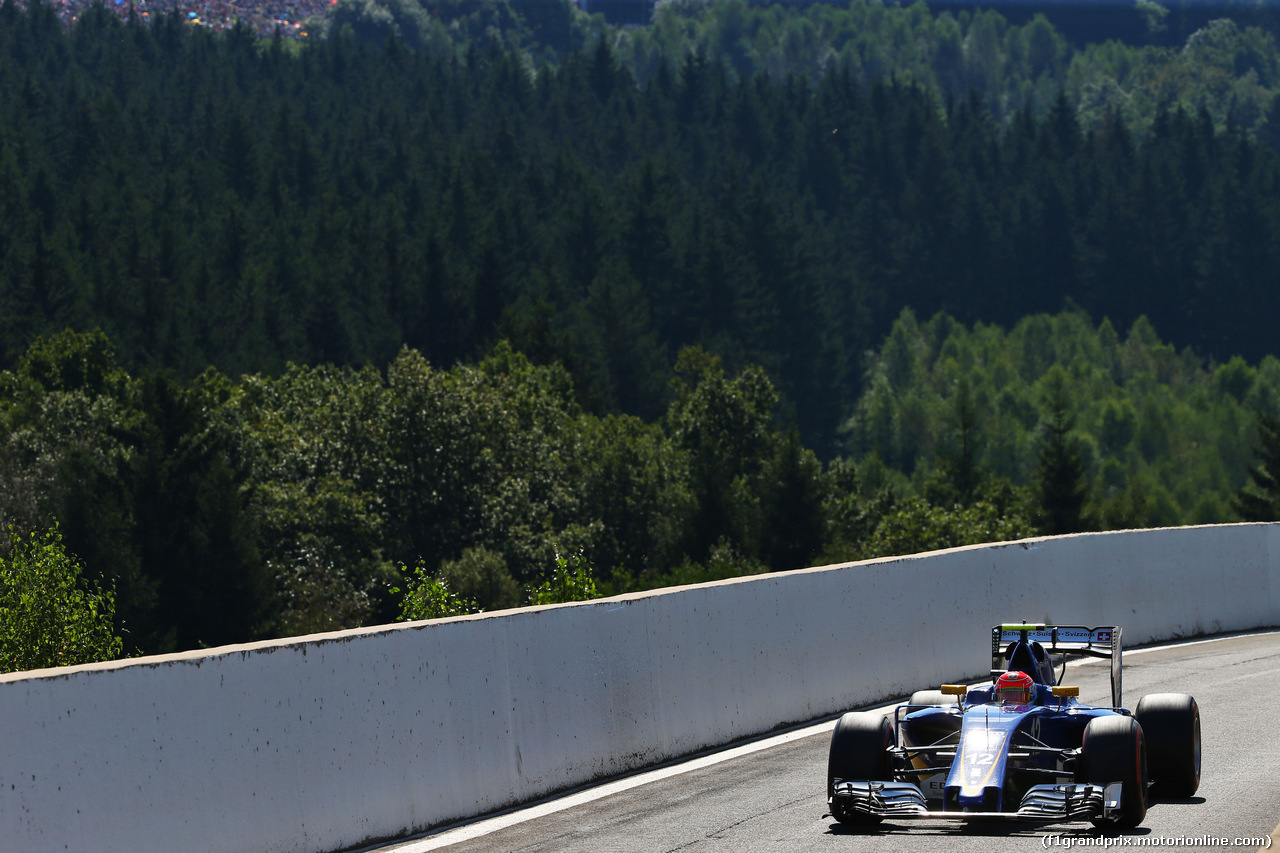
827;712;894;826
1079;714;1148;829
1135;693;1201;799
908;690;956;707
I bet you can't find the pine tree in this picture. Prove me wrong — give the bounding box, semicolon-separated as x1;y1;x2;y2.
936;377;984;505
1233;414;1280;522
1033;370;1091;535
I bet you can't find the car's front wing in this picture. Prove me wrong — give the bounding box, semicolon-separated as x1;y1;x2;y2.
830;779;1123;823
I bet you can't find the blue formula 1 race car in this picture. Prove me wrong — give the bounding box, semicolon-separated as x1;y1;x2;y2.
827;623;1201;829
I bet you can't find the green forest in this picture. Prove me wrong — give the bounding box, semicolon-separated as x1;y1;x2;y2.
324;0;1280;137
3;0;1280;667
5;312;1278;661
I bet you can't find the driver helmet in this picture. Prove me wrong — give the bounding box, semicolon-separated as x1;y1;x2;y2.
995;670;1034;706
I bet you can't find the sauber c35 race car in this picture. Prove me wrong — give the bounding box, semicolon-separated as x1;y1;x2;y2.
826;624;1201;829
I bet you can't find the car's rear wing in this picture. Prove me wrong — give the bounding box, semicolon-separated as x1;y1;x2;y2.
992;623;1123;708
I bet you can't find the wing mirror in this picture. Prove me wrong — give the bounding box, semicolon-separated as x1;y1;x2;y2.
941;684;967;709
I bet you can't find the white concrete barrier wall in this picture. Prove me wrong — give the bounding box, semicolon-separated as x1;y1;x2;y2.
2;524;1277;853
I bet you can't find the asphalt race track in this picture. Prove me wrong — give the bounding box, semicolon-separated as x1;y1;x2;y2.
369;631;1280;853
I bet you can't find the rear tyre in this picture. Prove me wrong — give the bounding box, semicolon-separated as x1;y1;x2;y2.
1079;714;1148;829
827;712;893;826
1135;693;1201;798
908;690;956;707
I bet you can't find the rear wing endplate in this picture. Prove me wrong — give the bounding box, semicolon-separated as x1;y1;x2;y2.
992;623;1123;708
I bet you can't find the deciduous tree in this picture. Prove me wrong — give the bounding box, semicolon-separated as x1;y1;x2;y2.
0;523;123;673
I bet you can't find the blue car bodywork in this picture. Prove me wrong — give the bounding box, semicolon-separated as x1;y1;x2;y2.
827;623;1200;829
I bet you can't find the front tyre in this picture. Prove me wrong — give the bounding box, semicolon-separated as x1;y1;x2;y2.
1079;714;1148;829
1135;693;1201;798
827;712;893;826
908;690;956;707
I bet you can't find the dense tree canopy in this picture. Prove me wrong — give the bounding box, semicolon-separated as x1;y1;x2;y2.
2;312;1273;660
841;308;1280;532
3;3;1280;664
614;0;1280;137
3;2;1280;462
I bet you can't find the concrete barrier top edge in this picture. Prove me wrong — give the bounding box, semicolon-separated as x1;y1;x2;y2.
2;523;1272;687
